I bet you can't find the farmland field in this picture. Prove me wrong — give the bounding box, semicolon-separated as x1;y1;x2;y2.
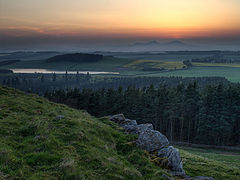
124;60;185;70
113;66;240;83
145;66;240;82
192;62;240;68
178;146;240;180
1;51;240;82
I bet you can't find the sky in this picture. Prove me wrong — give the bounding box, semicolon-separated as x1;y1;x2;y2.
1;0;240;51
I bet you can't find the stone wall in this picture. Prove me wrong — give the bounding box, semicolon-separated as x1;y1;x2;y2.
109;114;214;180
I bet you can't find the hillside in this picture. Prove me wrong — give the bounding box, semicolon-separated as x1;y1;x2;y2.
0;86;167;179
0;86;240;179
0;55;131;71
46;53;103;63
0;60;21;66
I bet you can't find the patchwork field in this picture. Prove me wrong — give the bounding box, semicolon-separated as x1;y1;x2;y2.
1;52;240;82
142;66;240;82
124;60;185;70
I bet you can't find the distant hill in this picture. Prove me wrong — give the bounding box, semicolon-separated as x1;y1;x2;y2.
132;40;185;47
0;60;21;66
128;40;194;51
0;51;61;61
0;69;13;74
46;53;103;63
133;40;160;46
165;40;185;45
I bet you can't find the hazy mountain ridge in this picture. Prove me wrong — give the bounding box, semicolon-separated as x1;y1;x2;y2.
122;40;197;52
46;53;104;63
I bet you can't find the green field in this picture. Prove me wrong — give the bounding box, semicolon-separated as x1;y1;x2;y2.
1;54;240;82
141;66;240;82
124;60;185;70
178;146;240;180
192;62;240;68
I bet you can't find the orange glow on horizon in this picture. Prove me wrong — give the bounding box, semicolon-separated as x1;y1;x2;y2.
1;0;240;39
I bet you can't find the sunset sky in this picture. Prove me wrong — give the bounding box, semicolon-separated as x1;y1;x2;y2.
1;0;240;50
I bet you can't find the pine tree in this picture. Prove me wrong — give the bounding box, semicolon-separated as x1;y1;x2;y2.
53;73;56;81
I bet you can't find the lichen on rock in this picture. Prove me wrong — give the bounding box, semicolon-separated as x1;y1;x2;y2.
109;114;214;180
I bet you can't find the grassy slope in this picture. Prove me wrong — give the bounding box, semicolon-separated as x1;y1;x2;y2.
0;56;132;71
1;87;240;179
178;146;240;180
0;86;166;179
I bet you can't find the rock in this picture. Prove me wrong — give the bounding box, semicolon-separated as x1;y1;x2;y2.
121;119;138;133
123;122;154;135
126;119;138;126
56;115;65;120
136;124;153;134
170;171;185;177
183;177;214;180
191;176;214;180
110;115;154;135
110;114;126;124
162;174;174;180
158;146;185;176
118;119;133;127
108;114;213;180
136;129;169;152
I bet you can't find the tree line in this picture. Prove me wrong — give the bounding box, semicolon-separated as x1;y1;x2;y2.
45;83;240;146
0;72;229;95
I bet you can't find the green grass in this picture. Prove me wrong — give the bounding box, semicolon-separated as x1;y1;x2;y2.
124;60;185;70
0;86;166;179
0;86;240;179
178;146;240;180
130;66;240;82
0;56;132;72
2;57;240;82
192;62;240;68
123;61;240;82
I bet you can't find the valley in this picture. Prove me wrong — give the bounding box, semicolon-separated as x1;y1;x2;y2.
1;51;240;82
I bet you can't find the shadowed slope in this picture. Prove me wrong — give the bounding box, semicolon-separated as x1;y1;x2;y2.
0;86;165;179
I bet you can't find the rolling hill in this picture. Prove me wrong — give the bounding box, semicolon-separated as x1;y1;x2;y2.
0;53;132;71
46;53;103;63
128;40;193;51
0;86;167;179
